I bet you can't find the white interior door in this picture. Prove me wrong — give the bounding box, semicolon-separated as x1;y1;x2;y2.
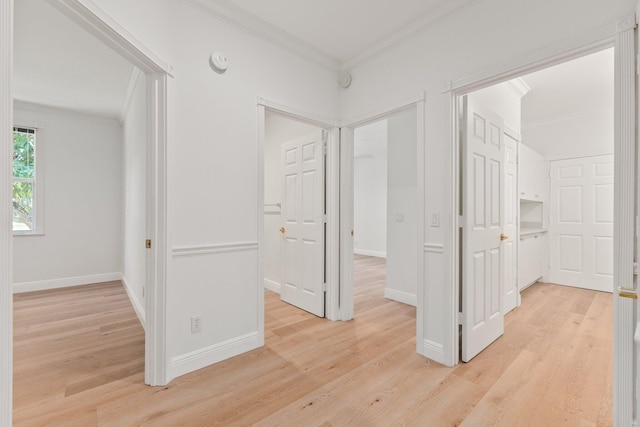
503;134;518;313
280;130;326;317
548;155;613;293
461;96;505;362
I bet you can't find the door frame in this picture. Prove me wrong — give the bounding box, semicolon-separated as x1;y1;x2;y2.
0;4;172;423
0;1;12;424
447;15;636;426
339;94;426;339
257;98;341;330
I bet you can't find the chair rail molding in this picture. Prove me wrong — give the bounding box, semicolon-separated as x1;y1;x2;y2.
172;242;259;257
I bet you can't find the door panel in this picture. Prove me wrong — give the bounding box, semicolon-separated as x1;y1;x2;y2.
549;155;613;292
280;130;326;317
462;96;505;362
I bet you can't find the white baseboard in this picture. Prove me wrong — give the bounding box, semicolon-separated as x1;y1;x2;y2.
354;249;387;258
264;278;281;294
423;339;447;366
170;332;259;380
384;288;417;306
12;272;121;294
121;274;146;328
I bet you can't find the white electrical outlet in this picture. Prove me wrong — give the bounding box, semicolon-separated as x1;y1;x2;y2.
191;314;202;333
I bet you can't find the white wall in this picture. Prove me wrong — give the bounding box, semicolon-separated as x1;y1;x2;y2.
340;0;635;365
85;1;341;380
522;110;614;160
353;120;387;258
122;70;147;323
385;108;418;306
264;113;319;292
12;101;123;291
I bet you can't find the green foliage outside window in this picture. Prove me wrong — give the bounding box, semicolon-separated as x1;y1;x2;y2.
12;128;35;231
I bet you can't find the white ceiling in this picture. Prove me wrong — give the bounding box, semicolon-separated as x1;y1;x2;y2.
520;48;614;125
197;0;480;69
13;0;134;120
13;0;613;126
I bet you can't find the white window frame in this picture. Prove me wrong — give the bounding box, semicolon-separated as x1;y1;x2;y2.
12;123;44;236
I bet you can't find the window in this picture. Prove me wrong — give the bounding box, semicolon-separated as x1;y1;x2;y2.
12;126;38;233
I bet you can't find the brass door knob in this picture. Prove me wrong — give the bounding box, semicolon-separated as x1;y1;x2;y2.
279;227;286;234
500;233;509;241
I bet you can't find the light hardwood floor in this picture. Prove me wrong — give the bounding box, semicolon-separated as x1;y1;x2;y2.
13;256;612;426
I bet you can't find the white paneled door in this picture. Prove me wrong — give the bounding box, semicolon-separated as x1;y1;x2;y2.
280;130;326;317
503;134;518;314
549;155;614;293
461;96;505;362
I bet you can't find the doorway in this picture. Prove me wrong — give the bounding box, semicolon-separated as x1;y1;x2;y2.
352;107;419;314
10;0;151;402
458;47;615;362
263;111;328;317
1;4;170;418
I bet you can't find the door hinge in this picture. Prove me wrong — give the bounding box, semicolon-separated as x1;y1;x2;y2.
146;239;152;249
458;215;464;228
457;312;463;325
322;283;327;292
322;214;327;223
322;141;328;155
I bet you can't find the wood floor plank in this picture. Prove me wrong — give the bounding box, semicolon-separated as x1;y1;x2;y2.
13;266;613;426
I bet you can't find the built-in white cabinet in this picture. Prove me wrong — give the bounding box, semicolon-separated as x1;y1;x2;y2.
518;142;549;290
519;143;547;202
518;231;545;288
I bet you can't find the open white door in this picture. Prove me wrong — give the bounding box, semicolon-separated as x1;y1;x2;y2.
503;134;518;313
279;130;326;317
461;96;505;362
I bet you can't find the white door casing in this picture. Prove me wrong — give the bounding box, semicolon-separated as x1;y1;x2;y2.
503;134;518;314
280;130;326;317
548;155;614;293
461;96;505;362
614;14;636;427
0;0;12;424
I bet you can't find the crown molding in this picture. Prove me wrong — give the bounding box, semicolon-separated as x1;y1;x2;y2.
181;0;341;71
505;78;531;99
340;0;482;71
181;0;481;73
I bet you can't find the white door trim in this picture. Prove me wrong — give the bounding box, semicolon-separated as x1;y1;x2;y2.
256;99;341;321
338;97;426;331
448;15;636;425
1;0;172;397
614;15;636;427
0;0;13;424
